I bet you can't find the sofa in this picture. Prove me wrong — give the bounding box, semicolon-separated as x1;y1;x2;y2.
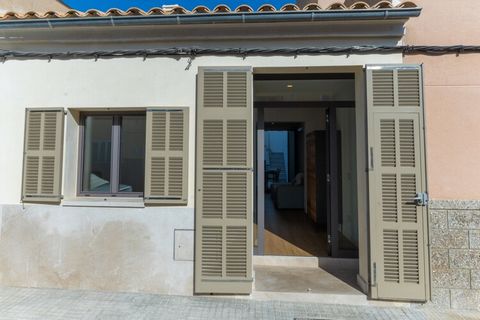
270;173;305;210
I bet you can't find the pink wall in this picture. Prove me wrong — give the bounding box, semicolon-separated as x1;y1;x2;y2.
404;0;480;199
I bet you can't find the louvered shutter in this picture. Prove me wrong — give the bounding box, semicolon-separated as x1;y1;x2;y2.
366;66;429;301
144;108;189;205
195;67;253;294
22;109;64;203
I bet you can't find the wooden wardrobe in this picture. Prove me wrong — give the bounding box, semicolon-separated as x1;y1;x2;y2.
306;130;341;231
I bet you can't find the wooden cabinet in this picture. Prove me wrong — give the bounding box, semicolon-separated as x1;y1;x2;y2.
306;131;328;229
306;130;341;231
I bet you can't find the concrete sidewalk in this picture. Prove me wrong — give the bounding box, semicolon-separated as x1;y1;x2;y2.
0;287;478;320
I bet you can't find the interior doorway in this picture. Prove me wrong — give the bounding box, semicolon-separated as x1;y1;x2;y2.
262;123;329;256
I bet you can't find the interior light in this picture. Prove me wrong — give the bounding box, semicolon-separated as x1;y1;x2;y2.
287;84;293;88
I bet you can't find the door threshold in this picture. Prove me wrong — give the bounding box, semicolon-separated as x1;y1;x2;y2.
252;256;367;304
253;255;319;268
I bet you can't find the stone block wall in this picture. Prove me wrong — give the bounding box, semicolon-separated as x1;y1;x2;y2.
429;200;480;310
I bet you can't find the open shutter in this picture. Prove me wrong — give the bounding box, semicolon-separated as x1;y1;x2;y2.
195;67;253;294
367;66;429;301
144;108;189;205
22;108;64;203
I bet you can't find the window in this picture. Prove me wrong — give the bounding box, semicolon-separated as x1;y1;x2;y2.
79;113;146;197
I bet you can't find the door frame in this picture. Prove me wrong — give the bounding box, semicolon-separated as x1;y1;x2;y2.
253;70;360;261
226;66;372;296
326;107;359;259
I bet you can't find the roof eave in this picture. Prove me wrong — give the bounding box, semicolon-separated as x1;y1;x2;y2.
0;8;422;29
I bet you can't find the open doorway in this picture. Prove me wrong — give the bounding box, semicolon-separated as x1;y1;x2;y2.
253;72;362;297
255;74;359;258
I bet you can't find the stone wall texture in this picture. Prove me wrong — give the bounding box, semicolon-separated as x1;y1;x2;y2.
429;200;480;310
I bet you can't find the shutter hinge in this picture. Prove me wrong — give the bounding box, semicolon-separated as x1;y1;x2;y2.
327;234;331;244
326;173;330;183
373;262;377;287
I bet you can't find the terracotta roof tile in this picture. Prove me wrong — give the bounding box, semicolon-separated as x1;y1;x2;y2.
0;2;418;21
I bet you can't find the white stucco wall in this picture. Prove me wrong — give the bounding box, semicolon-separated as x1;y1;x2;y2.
0;52;402;294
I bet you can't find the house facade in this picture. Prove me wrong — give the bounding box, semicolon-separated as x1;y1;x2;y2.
0;0;478;310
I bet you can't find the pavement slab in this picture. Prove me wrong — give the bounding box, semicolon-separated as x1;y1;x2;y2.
0;287;479;320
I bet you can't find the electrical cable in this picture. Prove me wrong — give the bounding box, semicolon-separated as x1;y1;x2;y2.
0;45;478;60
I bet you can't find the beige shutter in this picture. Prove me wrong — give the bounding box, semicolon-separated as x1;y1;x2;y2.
195;68;253;294
367;66;429;301
144;108;189;205
22;108;64;203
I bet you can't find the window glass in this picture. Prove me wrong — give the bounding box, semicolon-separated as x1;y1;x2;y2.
119;115;146;193
82;116;112;192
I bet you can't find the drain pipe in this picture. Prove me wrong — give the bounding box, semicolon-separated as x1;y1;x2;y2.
0;8;422;29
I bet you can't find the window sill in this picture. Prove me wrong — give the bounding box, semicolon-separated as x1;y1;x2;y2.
62;197;145;208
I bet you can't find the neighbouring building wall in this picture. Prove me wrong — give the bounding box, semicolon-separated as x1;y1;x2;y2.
404;0;480;310
405;0;480;201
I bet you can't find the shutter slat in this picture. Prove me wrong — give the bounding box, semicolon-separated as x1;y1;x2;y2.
383;230;400;283
382;174;398;222
226;120;247;166
203;172;223;219
227;72;247;108
150;157;166;196
399;119;416;167
372;70;394;107
27;112;41;151
151;112;166;151
169;111;184;151
25;156;40;195
201;226;223;277
43;112;58;151
226;172;247;219
401;174;417;223
203;120;224;166
403;230;420;283
204;72;224;108
380;119;396;167
168;157;184;197
41;156;55;194
398;70;420;107
226;226;247;277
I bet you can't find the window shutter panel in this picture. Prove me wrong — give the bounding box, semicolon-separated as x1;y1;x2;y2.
144;108;189;205
195;68;253;294
22;109;64;203
366;66;429;301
